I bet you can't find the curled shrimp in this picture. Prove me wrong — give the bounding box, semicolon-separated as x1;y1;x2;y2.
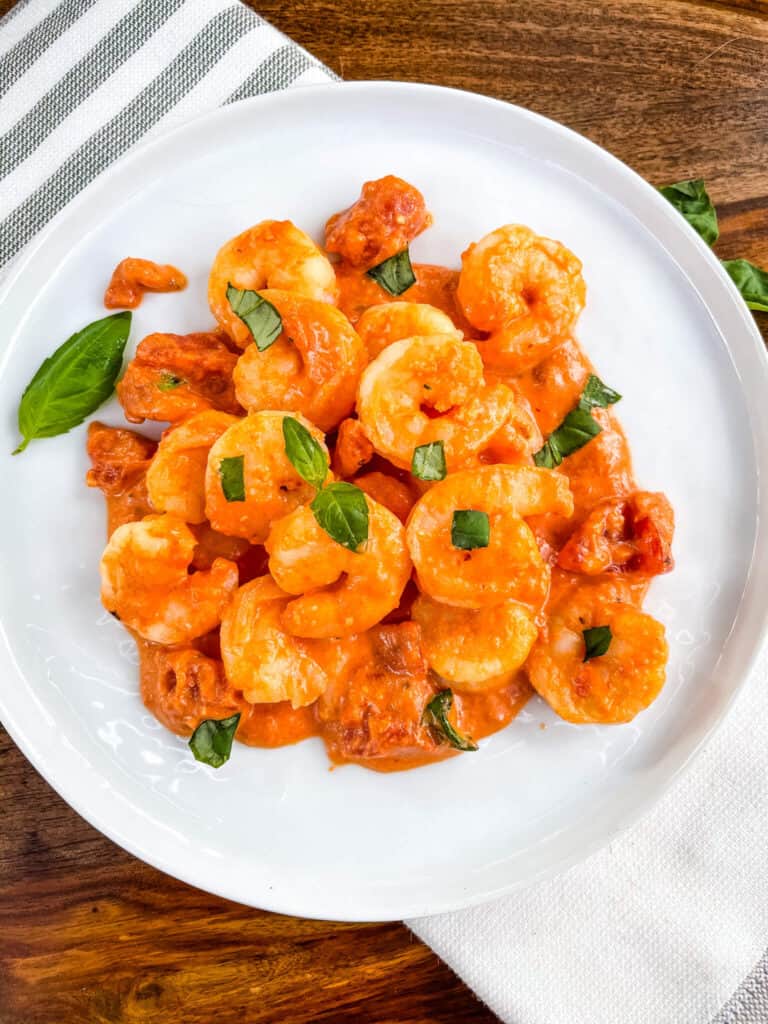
265;496;412;638
355;302;461;359
219;576;330;708
356;334;518;471
232;290;365;432
205;411;330;543
526;585;668;723
209;220;338;348
406;465;573;609
412;594;538;688
457;225;586;372
146;411;239;524
100;514;238;644
325;175;432;268
104;258;187;309
473;386;543;465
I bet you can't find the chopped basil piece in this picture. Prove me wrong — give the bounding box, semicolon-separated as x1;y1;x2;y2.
423;690;478;752
226;283;282;350
311;482;369;552
366;248;416;296
583;625;612;662
722;259;768;313
156;371;184;391
659;178;719;245
412;440;447;481
219;455;245;502
188;713;241;768
451;509;490;550
533;398;603;467
14;311;131;455
282;416;328;489
578;374;621;410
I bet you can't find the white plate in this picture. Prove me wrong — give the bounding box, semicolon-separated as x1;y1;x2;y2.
1;82;767;922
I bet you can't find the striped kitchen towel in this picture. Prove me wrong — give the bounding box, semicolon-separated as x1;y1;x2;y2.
0;0;336;273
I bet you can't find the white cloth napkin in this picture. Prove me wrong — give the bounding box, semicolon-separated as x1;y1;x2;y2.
3;4;767;1022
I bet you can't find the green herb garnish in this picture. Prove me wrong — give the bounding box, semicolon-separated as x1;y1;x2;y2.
534;406;603;468
311;482;369;552
188;713;241;768
722;259;768;313
282;416;328;489
578;374;622;410
226;283;282;350
13;311;131;454
412;440;447;481
451;509;490;550
366;248;416;296
583;625;612;662
659;179;719;245
156;371;184;391
423;690;478;752
218;455;245;502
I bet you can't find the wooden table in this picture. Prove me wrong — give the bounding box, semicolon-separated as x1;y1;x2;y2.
2;1;767;1021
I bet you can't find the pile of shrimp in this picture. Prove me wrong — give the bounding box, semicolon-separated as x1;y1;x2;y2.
89;174;675;771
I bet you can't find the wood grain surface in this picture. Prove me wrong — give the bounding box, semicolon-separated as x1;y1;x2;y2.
2;1;767;1022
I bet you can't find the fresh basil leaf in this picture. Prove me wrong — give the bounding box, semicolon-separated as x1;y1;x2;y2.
282;416;328;490
659;179;719;245
188;712;241;768
311;482;369;552
226;283;282;351
423;690;478;752
722;259;768;313
366;249;416;296
156;371;184;391
412;440;447;481
533;439;561;469
533;406;602;467
451;509;490;550
578;374;622;410
219;455;245;502
14;311;131;455
583;625;612;662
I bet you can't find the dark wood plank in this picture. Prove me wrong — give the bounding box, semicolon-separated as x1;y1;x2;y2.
2;1;767;1022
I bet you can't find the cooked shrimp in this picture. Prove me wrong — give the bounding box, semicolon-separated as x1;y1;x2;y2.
356;334;518;471
476;388;543;465
325;175;432;268
232;290;365;432
117;331;241;424
219;576;329;708
100;514;238;644
457;225;586;372
205;411;330;543
412;594;538;688
352;471;417;524
146;411;239;523
558;491;675;576
209;220;338;348
406;465;573;609
104;258;187;309
355;302;461;358
332;417;374;477
265;497;411;638
526;585;668;723
86;422;157;537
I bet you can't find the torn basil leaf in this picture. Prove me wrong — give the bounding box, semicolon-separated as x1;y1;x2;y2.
533;407;603;468
583;625;612;662
722;259;768;313
659;178;719;245
219;455;245;502
423;690;478;752
451;509;490;550
226;283;282;350
412;440;447;481
366;248;416;296
578;374;621;410
311;482;369;552
282;416;328;489
156;371;184;391
189;713;241;768
14;311;131;455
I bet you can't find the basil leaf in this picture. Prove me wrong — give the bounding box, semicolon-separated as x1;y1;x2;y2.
659;178;719;245
14;311;131;455
226;283;282;350
423;690;478;752
188;712;241;768
533;439;561;469
219;455;245;502
412;440;447;481
451;509;490;550
578;374;621;410
282;416;328;489
533;406;602;467
722;259;768;313
366;249;416;296
157;371;184;391
583;625;612;662
311;482;369;551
